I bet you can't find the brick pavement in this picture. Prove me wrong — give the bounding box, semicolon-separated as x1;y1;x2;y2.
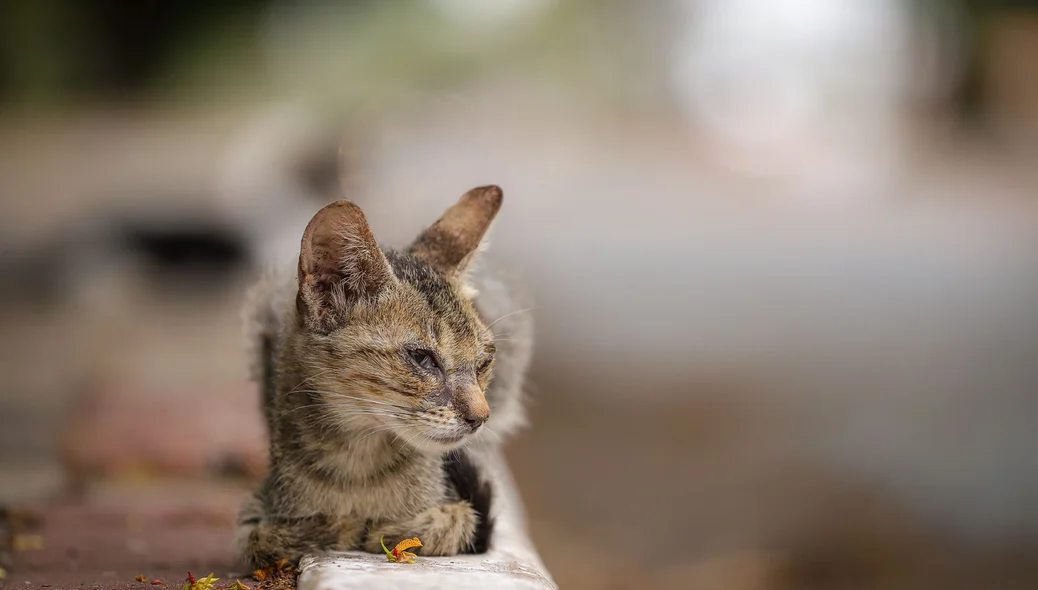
2;480;254;590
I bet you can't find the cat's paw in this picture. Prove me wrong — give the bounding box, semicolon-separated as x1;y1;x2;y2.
364;501;481;556
413;501;480;556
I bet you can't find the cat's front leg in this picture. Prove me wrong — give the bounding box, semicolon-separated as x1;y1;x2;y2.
363;501;486;556
236;496;368;569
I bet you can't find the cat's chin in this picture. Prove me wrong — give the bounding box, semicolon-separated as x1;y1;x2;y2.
407;432;471;453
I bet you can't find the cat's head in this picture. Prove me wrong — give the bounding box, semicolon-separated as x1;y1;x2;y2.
291;186;502;452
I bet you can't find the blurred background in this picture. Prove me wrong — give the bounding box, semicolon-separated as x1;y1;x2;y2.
3;0;1038;588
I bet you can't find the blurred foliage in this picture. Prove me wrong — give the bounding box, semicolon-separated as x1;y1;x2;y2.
961;0;1038;11
944;0;1038;118
0;0;270;105
3;0;1037;119
0;0;649;114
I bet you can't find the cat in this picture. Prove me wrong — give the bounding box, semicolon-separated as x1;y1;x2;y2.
235;185;533;568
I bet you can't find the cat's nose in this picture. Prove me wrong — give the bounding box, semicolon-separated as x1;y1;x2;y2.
456;385;490;431
463;415;487;432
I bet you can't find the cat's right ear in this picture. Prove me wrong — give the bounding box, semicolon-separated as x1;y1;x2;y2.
296;200;395;333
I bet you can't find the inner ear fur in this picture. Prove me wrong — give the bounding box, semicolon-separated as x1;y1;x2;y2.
297;200;394;332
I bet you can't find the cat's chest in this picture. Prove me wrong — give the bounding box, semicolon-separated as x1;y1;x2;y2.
308;450;446;520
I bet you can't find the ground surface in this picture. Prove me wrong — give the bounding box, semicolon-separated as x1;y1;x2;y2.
3;481;248;590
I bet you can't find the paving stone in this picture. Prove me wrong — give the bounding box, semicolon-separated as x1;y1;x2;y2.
3;480;249;590
61;384;266;479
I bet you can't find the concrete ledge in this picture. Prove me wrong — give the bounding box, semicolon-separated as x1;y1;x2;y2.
297;447;556;590
299;551;555;590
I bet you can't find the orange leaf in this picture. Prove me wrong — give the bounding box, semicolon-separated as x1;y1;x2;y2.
386;537;422;564
392;538;422;554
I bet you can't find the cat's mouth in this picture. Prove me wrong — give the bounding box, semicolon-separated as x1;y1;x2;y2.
426;433;466;444
408;430;472;452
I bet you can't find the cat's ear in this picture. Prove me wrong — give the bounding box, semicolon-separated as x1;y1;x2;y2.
407;185;503;283
296;200;395;332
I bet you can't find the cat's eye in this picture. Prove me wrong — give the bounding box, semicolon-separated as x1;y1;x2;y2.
409;349;440;372
477;356;494;373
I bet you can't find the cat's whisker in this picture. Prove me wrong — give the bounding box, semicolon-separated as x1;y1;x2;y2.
337;410;409;422
277;400;408;425
400;426;426;451
273;402;329;422
290;390;411;410
352;423;403;447
326;393;412;410
285;368;339;395
483;307;534;332
482;426;503;443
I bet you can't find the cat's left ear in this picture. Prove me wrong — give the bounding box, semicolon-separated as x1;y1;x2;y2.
297;200;395;333
407;185;503;286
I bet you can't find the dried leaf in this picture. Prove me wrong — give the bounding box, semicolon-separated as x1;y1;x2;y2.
0;568;6;581
252;556;293;583
380;535;423;563
394;537;422;553
229;580;251;590
253;566;296;590
135;574;149;582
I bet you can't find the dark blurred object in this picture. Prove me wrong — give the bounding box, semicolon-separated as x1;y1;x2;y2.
1;0;258;101
951;0;1038;120
84;0;266;94
116;215;250;285
0;207;251;306
978;9;1038;144
0;0;376;102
